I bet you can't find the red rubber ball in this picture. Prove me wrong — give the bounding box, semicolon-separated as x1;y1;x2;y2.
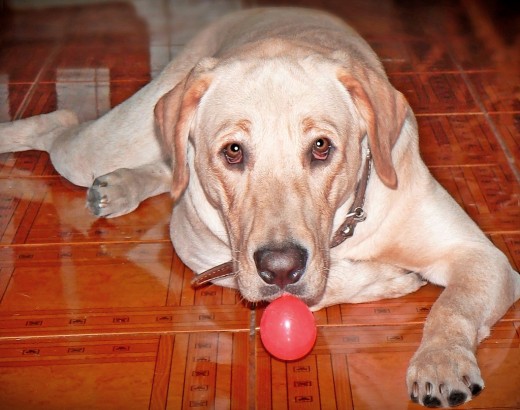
260;294;317;361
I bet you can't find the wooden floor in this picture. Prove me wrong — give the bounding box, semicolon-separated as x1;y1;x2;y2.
0;0;519;409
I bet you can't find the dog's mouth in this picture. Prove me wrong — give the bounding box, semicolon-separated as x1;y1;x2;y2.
191;242;327;305
251;275;327;306
255;281;321;305
191;243;328;306
232;241;329;305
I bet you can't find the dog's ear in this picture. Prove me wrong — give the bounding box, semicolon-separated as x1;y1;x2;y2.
337;67;409;189
154;58;216;202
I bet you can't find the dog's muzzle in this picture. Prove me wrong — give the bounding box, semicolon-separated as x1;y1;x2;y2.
191;149;373;291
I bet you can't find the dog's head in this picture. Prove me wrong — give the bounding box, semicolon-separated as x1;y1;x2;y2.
154;53;408;305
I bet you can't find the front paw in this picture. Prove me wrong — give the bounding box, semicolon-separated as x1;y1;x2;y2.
87;170;139;218
407;345;484;407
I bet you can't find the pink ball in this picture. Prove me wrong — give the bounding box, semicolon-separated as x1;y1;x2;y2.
260;294;317;361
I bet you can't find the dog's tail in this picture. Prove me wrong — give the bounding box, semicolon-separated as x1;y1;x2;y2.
0;110;79;154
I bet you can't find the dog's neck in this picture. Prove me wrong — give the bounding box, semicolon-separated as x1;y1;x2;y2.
191;149;373;288
330;148;372;247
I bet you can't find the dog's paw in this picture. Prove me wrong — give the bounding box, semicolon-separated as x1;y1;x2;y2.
87;170;140;218
407;345;484;407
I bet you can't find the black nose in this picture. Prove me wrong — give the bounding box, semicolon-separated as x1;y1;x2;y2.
254;244;308;288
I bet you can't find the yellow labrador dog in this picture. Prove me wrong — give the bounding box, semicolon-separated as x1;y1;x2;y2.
1;7;519;408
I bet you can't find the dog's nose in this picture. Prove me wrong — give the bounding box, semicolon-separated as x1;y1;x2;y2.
254;245;308;288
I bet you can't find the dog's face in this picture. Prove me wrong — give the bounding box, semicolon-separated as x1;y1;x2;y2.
193;58;364;303
155;55;408;305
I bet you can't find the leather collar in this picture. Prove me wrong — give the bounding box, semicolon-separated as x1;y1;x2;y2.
330;149;371;248
191;149;372;288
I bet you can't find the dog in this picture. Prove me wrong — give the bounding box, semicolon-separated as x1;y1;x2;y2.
1;7;519;408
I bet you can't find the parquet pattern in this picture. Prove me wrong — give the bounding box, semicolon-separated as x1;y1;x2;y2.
0;0;518;409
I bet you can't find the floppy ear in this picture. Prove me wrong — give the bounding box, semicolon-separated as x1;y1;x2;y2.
154;59;215;202
337;67;409;189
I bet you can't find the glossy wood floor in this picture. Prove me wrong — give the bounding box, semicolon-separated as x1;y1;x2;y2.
0;0;519;409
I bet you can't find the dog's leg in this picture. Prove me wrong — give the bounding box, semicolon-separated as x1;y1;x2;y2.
86;162;172;218
406;249;519;407
0;110;79;153
310;259;427;310
375;181;520;407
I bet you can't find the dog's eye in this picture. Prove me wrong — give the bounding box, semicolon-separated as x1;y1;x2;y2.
223;143;243;164
312;137;331;161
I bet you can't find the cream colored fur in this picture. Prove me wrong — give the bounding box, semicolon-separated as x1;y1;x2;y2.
1;8;518;408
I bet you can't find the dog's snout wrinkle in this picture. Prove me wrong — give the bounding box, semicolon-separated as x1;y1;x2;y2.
254;245;308;289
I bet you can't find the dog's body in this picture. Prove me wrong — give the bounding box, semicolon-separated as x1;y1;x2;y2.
1;8;519;408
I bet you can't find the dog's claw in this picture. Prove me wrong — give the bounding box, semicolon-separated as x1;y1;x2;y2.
411;382;419;403
409;377;480;408
98;195;108;206
87;179;112;215
425;382;433;396
407;345;484;408
86;171;140;218
462;375;483;397
422;382;442;408
87;186;103;215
